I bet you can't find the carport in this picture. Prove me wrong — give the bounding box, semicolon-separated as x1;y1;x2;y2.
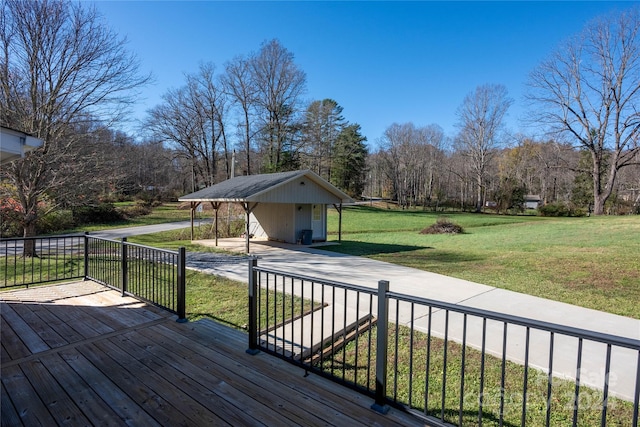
178;170;353;253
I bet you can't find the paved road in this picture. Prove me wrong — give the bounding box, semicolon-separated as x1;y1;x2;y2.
90;220;206;239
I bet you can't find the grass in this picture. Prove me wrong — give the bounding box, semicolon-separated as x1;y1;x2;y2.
326;206;640;319
319;323;635;427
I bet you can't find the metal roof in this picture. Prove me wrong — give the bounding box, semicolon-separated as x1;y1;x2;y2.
178;169;353;203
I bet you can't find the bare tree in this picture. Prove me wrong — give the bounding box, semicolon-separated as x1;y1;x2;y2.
222;55;257;175
0;0;150;253
147;63;229;189
187;63;229;181
250;39;306;171
527;7;640;215
455;84;513;212
146;87;203;190
379;122;447;208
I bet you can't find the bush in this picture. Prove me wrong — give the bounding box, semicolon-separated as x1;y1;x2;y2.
538;202;586;217
72;203;124;224
420;217;464;234
37;210;75;234
117;199;153;219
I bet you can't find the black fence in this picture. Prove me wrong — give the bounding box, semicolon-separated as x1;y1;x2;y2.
247;259;640;427
1;234;185;321
0;234;85;288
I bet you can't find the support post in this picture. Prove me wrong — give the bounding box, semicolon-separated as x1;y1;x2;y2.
176;247;187;323
211;202;220;247
333;203;344;242
190;202;195;240
245;206;250;254
338;203;343;242
121;237;128;297
246;257;260;355
83;232;89;280
371;279;390;414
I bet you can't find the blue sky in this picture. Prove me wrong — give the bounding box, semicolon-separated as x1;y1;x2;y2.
93;1;631;148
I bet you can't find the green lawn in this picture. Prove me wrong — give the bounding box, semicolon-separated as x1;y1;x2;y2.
327;206;640;319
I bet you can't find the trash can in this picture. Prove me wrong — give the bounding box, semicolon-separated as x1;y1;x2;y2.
301;229;313;245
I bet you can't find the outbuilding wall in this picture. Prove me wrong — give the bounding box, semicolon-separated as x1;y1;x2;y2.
252;203;296;243
251;176;342;204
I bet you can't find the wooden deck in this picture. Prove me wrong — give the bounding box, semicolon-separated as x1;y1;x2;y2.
1;281;425;427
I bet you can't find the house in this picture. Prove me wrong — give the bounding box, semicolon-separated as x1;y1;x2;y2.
178;170;354;253
1;126;43;165
524;194;542;209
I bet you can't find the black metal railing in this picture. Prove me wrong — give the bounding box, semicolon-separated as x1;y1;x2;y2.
86;236;186;321
0;234;86;288
247;260;640;427
1;234;185;321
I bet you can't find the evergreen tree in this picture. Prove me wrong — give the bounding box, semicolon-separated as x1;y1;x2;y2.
331;124;368;197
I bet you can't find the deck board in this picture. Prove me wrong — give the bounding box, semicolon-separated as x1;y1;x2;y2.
1;282;426;427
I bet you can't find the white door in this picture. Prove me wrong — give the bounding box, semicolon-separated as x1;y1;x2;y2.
311;204;325;240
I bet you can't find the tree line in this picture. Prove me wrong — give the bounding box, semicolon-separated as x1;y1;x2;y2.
1;0;640;242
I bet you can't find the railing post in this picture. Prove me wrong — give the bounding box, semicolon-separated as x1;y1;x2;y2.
371;279;390;414
246;257;260;355
176;247;187;323
121;237;127;296
83;232;89;280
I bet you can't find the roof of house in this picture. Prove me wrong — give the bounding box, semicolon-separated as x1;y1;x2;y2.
178;170;353;204
1;126;43;165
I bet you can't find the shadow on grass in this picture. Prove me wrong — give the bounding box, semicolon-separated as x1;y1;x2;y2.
323;242;487;265
322;240;428;256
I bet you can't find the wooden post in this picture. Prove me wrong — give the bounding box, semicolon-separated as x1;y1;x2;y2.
245;204;250;254
333;203;344;242
338;203;343;242
242;202;258;254
190;202;195;240
211;202;220;247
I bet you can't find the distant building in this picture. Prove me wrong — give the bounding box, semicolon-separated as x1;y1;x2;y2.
524;195;542;209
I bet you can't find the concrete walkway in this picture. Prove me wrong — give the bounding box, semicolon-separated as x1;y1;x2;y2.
191;238;640;402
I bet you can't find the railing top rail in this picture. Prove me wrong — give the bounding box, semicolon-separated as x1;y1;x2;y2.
388;290;640;351
254;265;375;295
1;233;86;242
86;235;179;256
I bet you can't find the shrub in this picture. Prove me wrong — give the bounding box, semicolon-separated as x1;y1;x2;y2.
117;199;153;219
420;217;464;234
72;203;124;224
37;210;75;234
538;202;570;217
538;202;586;217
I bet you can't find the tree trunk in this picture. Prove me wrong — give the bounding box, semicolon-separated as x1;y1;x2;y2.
23;221;38;258
475;174;483;213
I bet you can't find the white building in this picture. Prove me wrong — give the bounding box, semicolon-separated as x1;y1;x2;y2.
179;170;354;253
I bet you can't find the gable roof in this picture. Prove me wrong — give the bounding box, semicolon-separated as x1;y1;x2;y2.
179;170;353;204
